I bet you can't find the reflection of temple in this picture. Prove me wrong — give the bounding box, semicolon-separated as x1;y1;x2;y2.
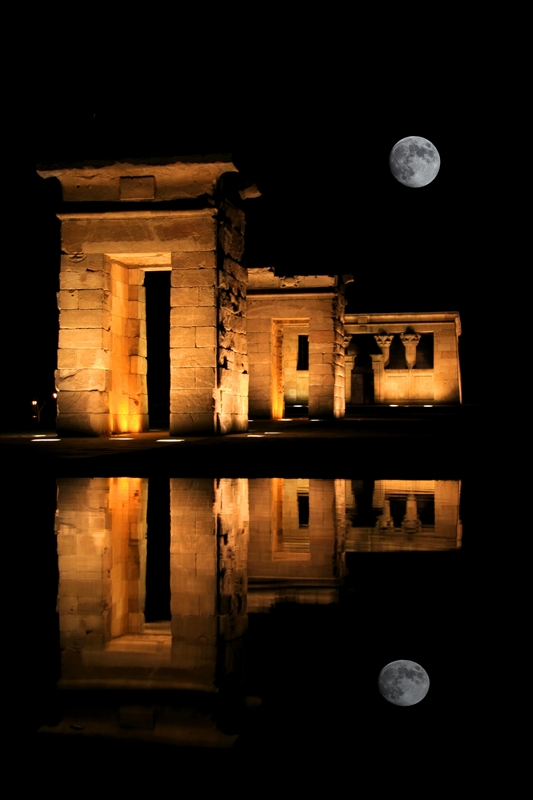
55;477;461;692
38;157;462;437
345;480;462;552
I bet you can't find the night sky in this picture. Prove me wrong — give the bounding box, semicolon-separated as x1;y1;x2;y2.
9;31;500;428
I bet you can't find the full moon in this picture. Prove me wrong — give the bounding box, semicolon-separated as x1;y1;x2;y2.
389;137;440;188
378;660;430;706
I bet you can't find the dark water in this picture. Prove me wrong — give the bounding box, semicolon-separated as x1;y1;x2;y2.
27;473;488;780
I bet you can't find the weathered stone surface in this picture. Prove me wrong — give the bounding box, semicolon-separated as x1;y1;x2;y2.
56;368;108;392
171;347;216;369
58;391;110;414
57;349;77;369
60;309;111;329
170;327;196;348
196;327;216;347
171;251;216;271
60;269;106;290
60;211;217;256
170;287;199;307
58;290;79;309
170;412;215;435
219;225;245;261
171;306;216;327
171;268;217;288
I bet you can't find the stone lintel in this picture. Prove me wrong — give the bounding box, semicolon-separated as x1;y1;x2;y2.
38;157;238;203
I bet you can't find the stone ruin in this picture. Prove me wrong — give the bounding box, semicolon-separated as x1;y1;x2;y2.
37;156;461;436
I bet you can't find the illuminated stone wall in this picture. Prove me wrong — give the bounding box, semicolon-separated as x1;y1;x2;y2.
345;312;462;404
247;270;347;419
39;159;251;436
215;201;249;434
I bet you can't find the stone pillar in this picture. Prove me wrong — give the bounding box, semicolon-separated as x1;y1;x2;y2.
216;201;249;434
400;330;421;369
344;355;355;403
370;353;385;403
308;307;336;418
402;493;421;534
56;254;112;435
170;244;218;435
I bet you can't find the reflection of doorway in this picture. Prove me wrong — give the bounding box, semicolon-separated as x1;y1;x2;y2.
272;320;310;418
145;271;170;430
145;477;171;623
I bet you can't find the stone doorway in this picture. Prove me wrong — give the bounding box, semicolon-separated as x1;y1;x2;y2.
272;320;310;419
144;270;171;431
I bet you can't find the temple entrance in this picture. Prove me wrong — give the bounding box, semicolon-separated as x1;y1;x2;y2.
272;320;310;418
144;270;171;430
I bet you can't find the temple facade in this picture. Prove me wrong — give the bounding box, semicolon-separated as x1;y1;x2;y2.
37;157;461;436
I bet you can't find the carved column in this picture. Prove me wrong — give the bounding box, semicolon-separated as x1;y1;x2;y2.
400;331;421;369
374;333;394;367
402;492;421;534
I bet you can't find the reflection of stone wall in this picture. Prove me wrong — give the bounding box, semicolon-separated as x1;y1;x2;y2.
345;479;462;551
170;479;218;688
247;478;340;609
55;477;148;683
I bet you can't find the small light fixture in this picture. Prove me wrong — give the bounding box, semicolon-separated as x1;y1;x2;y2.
157;438;184;443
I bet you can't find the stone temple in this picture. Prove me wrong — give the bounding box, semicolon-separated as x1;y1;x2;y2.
37;156;462;436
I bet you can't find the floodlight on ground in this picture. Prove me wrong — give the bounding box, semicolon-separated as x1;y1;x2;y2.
157;438;184;443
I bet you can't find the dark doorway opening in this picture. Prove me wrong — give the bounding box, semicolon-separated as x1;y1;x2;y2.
144;477;171;623
145;271;170;430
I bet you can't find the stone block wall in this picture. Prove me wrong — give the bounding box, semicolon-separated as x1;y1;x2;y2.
433;324;461;403
248;292;345;419
170;479;218;688
55;477;148;683
216;202;249;434
170;247;218;435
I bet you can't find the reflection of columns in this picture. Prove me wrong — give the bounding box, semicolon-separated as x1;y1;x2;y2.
215;478;249;728
400;331;421;369
376;498;395;533
334;479;347;580
374;333;394;367
402;492;421;534
170;479;217;689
